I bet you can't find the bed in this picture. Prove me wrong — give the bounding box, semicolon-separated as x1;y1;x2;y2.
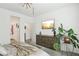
0;42;49;56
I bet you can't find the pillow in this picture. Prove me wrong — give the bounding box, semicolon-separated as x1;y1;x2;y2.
0;44;7;56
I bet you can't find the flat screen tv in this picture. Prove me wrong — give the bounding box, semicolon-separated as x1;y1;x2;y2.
42;20;54;29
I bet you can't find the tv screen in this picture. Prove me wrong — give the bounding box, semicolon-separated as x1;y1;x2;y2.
42;20;54;29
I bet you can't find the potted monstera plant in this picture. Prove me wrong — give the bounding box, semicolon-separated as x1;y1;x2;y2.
57;24;79;48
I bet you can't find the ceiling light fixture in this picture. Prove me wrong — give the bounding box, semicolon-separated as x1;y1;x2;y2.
22;3;32;9
22;3;34;16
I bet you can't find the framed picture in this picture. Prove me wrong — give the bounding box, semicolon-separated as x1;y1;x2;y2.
42;20;54;29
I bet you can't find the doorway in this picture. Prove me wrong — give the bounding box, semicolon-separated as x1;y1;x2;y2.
10;16;20;43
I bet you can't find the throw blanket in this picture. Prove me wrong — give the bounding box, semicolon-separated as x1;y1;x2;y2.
3;39;37;56
13;44;36;56
3;44;37;56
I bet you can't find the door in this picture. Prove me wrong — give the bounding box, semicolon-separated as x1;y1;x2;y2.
10;16;20;43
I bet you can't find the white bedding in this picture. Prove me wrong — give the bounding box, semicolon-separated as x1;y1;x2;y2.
3;43;49;56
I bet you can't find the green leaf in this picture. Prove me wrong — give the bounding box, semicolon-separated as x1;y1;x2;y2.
77;44;79;48
67;28;77;36
73;42;76;48
53;43;60;51
67;28;74;34
58;27;63;33
70;35;78;42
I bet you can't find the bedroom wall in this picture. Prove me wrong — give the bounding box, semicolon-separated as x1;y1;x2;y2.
35;4;79;35
0;8;33;45
32;4;79;53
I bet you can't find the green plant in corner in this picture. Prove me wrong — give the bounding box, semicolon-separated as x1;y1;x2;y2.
52;27;60;51
57;24;79;48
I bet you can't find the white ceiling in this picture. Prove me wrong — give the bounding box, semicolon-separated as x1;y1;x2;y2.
0;3;75;17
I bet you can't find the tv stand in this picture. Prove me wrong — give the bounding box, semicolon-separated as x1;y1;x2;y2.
36;35;55;49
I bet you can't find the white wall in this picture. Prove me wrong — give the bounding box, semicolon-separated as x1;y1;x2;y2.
0;8;33;45
34;4;79;41
33;4;79;53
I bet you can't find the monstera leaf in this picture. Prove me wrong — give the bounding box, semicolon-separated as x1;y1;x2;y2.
70;35;79;42
67;28;76;36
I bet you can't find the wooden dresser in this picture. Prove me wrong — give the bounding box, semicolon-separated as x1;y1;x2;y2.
36;35;55;49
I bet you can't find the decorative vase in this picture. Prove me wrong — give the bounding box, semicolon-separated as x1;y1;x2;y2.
64;37;70;44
